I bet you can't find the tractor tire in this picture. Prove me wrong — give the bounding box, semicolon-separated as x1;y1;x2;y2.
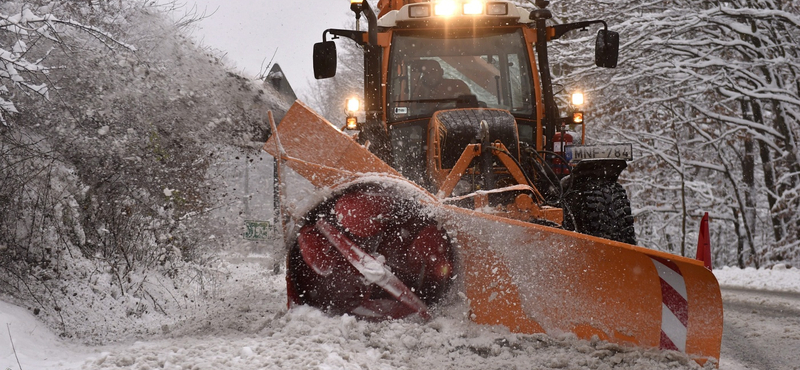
563;181;636;245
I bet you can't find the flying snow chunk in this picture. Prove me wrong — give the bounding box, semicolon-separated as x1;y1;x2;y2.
98;126;109;135
240;346;254;359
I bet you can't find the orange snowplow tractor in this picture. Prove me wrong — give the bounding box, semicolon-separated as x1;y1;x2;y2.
264;102;723;366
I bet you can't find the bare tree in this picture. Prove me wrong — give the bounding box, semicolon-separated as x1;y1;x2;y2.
554;0;800;267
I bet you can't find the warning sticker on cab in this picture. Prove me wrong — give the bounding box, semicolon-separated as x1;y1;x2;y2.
567;144;633;162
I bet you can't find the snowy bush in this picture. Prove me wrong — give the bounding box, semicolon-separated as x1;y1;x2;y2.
0;0;287;340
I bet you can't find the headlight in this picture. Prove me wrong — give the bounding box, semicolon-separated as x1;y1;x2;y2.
346;97;360;113
409;4;431;18
463;0;484;15
344;98;361;131
434;0;457;16
571;92;585;106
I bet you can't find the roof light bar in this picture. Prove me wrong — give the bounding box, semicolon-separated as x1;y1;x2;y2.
395;0;516;23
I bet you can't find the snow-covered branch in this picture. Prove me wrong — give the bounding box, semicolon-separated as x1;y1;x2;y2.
0;7;135;125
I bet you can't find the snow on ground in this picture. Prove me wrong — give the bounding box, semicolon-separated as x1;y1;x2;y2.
2;258;797;370
1;301;91;370
713;264;800;292
715;264;800;370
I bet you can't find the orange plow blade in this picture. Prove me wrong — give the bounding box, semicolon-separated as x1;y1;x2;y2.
439;207;722;364
264;102;723;365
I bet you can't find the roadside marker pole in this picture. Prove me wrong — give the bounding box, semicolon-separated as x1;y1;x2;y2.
696;213;712;270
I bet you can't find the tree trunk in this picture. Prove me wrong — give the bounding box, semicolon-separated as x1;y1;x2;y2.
768;99;800;242
732;207;745;268
742;131;758;262
769;100;800;181
750;99;784;242
674;121;687;257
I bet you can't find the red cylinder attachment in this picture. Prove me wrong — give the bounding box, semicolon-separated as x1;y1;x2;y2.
297;224;344;276
334;192;389;238
287;187;456;321
406;225;454;281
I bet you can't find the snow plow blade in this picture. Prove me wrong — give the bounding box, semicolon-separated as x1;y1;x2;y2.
264;102;723;365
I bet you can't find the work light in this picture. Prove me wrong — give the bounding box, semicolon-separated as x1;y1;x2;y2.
346;97;360;113
463;1;484;15
350;0;363;12
571;92;584;106
434;1;457;16
345;97;361;130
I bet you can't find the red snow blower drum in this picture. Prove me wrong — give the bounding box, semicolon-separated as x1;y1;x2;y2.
287;183;456;320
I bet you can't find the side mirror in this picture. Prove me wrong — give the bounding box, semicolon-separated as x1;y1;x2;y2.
313;41;337;79
595;30;619;68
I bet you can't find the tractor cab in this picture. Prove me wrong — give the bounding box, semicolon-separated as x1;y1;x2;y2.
386;28;534;122
386;25;534;189
314;0;619;180
313;0;633;240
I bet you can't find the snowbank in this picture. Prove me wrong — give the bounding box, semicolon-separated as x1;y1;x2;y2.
714;264;800;292
0;300;93;370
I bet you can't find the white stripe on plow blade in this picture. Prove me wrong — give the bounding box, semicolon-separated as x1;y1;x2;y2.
651;259;688;300
661;302;688;352
650;257;689;353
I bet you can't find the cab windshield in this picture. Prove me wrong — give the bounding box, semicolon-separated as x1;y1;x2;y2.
388;27;534;122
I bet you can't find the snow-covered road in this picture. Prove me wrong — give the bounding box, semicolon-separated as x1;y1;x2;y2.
3;261;799;370
719;287;800;370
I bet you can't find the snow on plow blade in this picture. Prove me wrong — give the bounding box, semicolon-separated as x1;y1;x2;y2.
439;207;723;364
264;102;723;365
